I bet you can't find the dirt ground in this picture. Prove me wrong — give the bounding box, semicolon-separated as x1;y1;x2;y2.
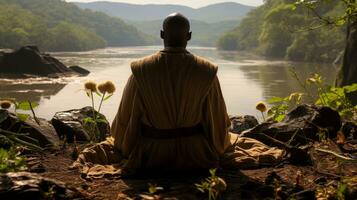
26;142;357;200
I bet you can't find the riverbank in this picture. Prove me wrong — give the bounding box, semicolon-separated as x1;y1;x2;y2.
1;102;356;199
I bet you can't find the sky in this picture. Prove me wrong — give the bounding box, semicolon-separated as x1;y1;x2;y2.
66;0;264;8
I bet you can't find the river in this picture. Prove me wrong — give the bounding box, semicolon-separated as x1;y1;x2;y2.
0;46;338;122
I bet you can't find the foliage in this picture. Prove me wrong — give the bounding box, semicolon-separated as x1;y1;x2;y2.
0;147;27;173
293;0;357;27
147;183;164;195
195;169;227;200
83;81;116;142
268;71;357;122
1;99;39;122
0;0;151;51
0;99;43;150
217;0;346;63
316;177;357;200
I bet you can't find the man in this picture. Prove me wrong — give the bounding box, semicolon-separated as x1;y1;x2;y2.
74;13;283;176
111;13;231;171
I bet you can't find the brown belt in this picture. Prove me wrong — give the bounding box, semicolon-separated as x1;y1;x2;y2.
141;123;204;139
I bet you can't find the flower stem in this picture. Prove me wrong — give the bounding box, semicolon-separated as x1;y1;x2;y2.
97;92;106;117
261;112;266;122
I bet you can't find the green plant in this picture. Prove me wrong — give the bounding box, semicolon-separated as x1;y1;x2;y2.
147;183;163;195
195;169;227;200
0;99;43;150
0;99;39;122
0;147;26;173
83;81;116;142
315;177;357;200
267;70;357;122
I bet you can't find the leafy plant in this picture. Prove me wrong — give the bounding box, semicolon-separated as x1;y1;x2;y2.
147;183;163;195
0;99;43;150
84;81;116;142
195;169;227;200
0;99;39;122
0;147;26;173
267;71;357;122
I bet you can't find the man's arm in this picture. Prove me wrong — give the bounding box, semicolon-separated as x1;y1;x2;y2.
202;76;231;155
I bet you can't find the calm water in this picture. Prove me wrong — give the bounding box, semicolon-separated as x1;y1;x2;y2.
0;46;338;122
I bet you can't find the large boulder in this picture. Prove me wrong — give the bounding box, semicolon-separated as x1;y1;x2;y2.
0;172;86;200
0;46;89;77
0;109;60;149
241;104;342;146
51;107;110;142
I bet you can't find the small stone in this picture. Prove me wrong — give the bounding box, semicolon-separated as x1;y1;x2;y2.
229;115;259;134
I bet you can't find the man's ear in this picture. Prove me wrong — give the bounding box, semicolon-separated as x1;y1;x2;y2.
160;30;165;39
187;32;192;41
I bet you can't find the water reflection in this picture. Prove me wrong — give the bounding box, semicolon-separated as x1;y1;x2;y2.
0;79;67;102
0;46;338;122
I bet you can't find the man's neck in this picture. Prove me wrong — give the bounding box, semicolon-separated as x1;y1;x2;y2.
163;46;187;52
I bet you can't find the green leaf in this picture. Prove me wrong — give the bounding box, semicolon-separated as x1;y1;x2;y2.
83;117;95;124
95;119;108;124
95;91;102;97
343;84;357;93
17;102;38;110
16;113;29;122
103;94;113;101
275;114;285;122
268;97;285;104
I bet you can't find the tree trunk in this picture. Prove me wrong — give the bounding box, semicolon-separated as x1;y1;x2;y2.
336;20;357;105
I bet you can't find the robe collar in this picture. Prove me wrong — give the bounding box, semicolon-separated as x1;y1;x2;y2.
161;47;189;54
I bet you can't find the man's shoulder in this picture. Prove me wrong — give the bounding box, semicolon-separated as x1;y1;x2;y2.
191;54;218;72
130;51;218;76
131;52;161;69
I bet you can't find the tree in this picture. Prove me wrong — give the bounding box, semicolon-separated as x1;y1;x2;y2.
294;0;357;104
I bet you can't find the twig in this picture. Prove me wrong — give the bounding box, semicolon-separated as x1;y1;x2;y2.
315;148;356;161
28;100;40;125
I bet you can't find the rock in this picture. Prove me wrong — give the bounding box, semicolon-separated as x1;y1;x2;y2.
51;107;110;142
0;46;89;78
229;115;259;134
241;104;341;146
341;121;357;139
69;66;90;76
0;172;86;200
0;109;60;149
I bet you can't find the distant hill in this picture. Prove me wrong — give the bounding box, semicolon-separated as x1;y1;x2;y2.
75;1;254;46
75;2;254;23
0;0;153;51
131;20;240;46
75;1;254;23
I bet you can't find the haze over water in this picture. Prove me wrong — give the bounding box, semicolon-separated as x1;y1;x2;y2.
0;46;337;122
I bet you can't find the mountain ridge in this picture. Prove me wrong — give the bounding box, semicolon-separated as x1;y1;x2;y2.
74;1;254;23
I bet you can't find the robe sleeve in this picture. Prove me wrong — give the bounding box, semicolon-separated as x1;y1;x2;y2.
111;74;142;157
202;76;232;155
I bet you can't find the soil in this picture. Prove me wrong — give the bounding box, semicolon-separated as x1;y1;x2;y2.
24;141;357;200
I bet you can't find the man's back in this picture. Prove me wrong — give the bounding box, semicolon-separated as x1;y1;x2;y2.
130;48;218;129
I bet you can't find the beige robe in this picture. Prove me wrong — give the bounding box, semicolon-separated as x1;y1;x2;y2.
111;48;231;171
73;48;284;177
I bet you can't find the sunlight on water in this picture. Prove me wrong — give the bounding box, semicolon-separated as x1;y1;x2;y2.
0;46;337;122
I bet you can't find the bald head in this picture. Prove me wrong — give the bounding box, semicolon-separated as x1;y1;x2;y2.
161;13;192;48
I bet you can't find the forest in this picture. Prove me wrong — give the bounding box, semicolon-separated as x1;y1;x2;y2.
0;0;153;51
218;0;346;63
